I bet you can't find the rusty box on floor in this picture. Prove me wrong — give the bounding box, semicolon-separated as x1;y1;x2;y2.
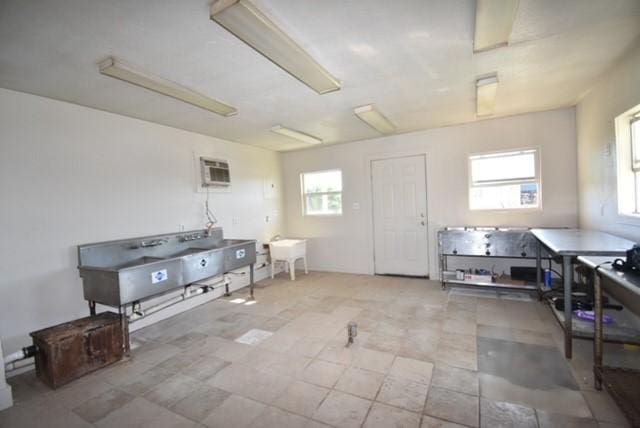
30;312;125;389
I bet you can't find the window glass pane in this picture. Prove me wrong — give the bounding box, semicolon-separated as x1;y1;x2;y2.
470;183;538;210
632;119;640;169
303;170;342;193
471;150;536;184
636;172;640;213
305;193;342;215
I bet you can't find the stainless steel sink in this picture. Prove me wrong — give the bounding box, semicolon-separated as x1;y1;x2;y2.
77;228;256;307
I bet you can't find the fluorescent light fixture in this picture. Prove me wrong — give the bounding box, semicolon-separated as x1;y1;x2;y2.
99;57;237;117
354;104;396;134
210;0;340;95
271;125;322;145
476;74;498;117
474;0;519;52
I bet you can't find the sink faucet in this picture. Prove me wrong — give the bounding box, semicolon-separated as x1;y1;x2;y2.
130;238;169;249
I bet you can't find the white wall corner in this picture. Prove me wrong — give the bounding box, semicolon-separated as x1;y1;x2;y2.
0;339;14;411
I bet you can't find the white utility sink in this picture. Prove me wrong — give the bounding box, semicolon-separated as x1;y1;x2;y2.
269;239;307;280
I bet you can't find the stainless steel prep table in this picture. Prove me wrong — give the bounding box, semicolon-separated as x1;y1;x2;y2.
578;256;640;426
531;228;635;358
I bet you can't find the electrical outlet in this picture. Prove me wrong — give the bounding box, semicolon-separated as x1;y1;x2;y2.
232;217;239;226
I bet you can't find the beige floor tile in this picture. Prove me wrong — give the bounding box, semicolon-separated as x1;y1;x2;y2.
300;359;346;388
420;415;467;427
438;332;477;353
273;380;330;417
95;397;195;428
442;319;477;336
479;373;592;418
201;395;266;428
334;367;385;400
363;402;421;428
352;347;395;373
0;401;93;428
389;356;434;385
431;364;479;396
170;384;230;422
212;340;253;361
535;409;599;428
312;390;372;428
376;375;429;412
318;341;356;365
480;398;537;428
118;365;175;396
45;376;114;409
72;389;134;423
180;355;230;381
143;374;199;408
435;345;477;371
582;390;629;425
251;405;311;428
424;387;479;428
363;332;404;354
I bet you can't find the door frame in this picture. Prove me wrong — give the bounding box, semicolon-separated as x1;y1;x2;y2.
366;151;430;277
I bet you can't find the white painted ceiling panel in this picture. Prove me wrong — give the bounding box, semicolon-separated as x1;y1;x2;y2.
1;0;639;151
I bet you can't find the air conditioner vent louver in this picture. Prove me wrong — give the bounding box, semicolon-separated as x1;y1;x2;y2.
200;157;231;187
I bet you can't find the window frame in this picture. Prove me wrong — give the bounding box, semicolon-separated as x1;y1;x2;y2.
467;148;542;211
300;169;343;216
631;116;640;214
616;108;640;219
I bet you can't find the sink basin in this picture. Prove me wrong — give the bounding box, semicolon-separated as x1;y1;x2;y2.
168;248;211;258
112;256;166;270
269;239;307;260
78;229;257;307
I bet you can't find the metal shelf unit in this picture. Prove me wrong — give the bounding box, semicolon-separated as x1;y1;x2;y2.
438;227;552;292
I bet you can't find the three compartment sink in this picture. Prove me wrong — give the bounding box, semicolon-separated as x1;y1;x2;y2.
77;228;256;307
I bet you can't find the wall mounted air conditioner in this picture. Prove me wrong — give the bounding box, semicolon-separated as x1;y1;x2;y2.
200;157;231;187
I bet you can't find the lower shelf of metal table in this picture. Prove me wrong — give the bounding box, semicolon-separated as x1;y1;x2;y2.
546;301;640;345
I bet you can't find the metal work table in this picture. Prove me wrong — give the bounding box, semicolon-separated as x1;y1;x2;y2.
531;228;635;358
578;256;640;427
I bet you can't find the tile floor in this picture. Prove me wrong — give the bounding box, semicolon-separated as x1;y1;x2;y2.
1;271;636;427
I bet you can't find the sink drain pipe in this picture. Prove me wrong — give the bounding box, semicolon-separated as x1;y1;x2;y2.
129;275;231;322
3;345;37;371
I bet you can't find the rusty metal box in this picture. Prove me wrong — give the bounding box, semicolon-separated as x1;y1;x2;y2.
30;312;124;389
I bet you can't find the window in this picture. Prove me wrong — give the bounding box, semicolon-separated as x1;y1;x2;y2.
469;149;540;210
301;169;342;215
632;117;640;214
616;108;640;217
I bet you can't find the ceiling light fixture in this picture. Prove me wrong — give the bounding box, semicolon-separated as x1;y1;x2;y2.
210;0;341;95
476;74;498;117
354;104;396;135
271;125;322;145
473;0;519;52
99;57;237;117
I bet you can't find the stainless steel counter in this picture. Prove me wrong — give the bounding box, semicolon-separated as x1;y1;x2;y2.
531;228;636;358
531;229;634;256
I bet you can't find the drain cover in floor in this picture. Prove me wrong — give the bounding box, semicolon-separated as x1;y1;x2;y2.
234;329;273;345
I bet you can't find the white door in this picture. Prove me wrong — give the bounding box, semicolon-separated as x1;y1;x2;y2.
371;155;428;276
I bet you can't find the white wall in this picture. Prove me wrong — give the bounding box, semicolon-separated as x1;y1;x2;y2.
0;88;283;354
282;108;578;276
577;42;640;242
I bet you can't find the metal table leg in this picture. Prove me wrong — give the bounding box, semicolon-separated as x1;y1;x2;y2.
248;263;255;300
593;269;603;390
536;243;542;299
88;300;96;316
562;255;573;359
119;305;130;357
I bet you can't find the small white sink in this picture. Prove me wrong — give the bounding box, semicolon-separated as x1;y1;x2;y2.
269;239;306;260
269;239;307;280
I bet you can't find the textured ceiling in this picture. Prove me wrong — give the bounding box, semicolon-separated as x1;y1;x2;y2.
1;0;639;151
